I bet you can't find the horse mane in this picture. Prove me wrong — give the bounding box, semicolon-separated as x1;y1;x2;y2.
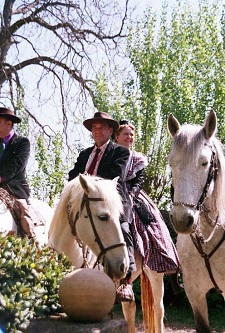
49;175;123;240
170;124;225;223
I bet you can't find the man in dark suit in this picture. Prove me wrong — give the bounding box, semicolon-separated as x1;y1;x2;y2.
68;111;136;302
0;107;35;238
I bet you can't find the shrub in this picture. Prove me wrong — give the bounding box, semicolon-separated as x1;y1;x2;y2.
0;233;73;333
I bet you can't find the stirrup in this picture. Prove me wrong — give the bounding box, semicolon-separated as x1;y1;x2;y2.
116;284;135;303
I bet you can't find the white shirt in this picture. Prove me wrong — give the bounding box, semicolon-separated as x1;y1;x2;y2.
85;140;110;175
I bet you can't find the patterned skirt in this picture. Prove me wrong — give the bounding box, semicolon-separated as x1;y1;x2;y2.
130;190;180;274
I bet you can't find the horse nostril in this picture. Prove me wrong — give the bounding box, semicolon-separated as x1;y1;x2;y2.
120;263;126;274
187;215;194;228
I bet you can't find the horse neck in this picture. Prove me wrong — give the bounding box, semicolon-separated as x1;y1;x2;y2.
65;241;98;268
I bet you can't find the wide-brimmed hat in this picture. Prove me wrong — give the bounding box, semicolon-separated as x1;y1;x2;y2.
83;112;119;132
0;107;21;123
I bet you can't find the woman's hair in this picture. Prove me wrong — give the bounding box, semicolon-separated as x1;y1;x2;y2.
113;119;135;142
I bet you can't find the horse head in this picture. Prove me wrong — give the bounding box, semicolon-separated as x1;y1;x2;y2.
49;174;129;281
167;110;225;235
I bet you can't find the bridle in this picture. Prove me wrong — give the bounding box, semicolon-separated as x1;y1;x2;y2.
171;148;225;292
67;193;126;268
171;150;219;212
171;149;220;242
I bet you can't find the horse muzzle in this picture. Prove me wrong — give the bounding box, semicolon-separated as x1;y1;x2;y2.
169;206;198;234
102;256;128;281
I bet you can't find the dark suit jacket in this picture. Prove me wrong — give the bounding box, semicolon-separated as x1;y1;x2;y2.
68;141;132;220
0;133;30;199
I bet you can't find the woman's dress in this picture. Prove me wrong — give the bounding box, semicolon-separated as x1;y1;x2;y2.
126;150;180;274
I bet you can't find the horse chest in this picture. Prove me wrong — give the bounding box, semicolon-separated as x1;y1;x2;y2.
177;233;225;288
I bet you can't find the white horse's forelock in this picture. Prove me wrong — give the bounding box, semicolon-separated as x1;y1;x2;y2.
170;124;205;164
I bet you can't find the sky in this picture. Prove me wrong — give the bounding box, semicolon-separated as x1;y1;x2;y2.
2;0;221;198
26;0;216;144
6;0;222;174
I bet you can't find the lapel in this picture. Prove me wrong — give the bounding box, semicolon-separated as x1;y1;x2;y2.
98;141;113;168
0;133;17;162
81;146;94;170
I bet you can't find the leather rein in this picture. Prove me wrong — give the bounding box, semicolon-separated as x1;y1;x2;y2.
67;193;126;268
171;149;225;293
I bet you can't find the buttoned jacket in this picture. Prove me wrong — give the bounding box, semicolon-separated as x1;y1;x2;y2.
68;141;131;211
0;133;30;199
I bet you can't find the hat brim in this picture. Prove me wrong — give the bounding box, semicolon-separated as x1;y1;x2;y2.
83;118;119;132
0;114;21;123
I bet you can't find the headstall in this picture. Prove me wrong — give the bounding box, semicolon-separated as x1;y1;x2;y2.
171;149;219;211
67;193;126;268
170;148;225;292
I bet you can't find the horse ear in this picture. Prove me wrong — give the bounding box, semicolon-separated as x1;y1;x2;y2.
167;113;181;137
203;109;217;139
79;174;94;195
112;176;120;186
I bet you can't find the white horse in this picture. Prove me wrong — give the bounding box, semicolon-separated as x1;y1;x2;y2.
0;192;54;247
167;110;225;333
48;174;165;333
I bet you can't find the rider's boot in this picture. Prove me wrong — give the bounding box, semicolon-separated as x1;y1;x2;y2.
16;199;37;239
116;272;135;302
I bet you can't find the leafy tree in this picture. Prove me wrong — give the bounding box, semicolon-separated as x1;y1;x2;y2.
29;133;66;206
0;0;134;200
93;0;225;208
0;0;130;142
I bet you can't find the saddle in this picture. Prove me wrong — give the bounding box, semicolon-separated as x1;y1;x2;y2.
0;188;46;238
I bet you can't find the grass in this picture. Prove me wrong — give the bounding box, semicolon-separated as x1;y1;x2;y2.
164;301;225;332
164;303;195;327
164;282;225;331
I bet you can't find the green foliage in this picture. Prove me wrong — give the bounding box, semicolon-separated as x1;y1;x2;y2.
93;0;225;208
30;133;66;206
126;0;225;206
0;233;73;333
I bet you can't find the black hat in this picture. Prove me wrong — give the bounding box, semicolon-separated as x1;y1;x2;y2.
0;107;21;123
119;119;129;125
83;112;119;132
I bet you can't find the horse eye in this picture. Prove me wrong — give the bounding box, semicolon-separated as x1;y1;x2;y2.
99;215;109;221
202;162;208;166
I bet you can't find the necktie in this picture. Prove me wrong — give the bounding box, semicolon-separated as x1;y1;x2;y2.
87;148;101;175
0;139;5;158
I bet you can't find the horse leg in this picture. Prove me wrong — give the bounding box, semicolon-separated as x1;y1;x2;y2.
143;267;164;333
188;293;212;333
183;277;212;333
122;300;137;333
